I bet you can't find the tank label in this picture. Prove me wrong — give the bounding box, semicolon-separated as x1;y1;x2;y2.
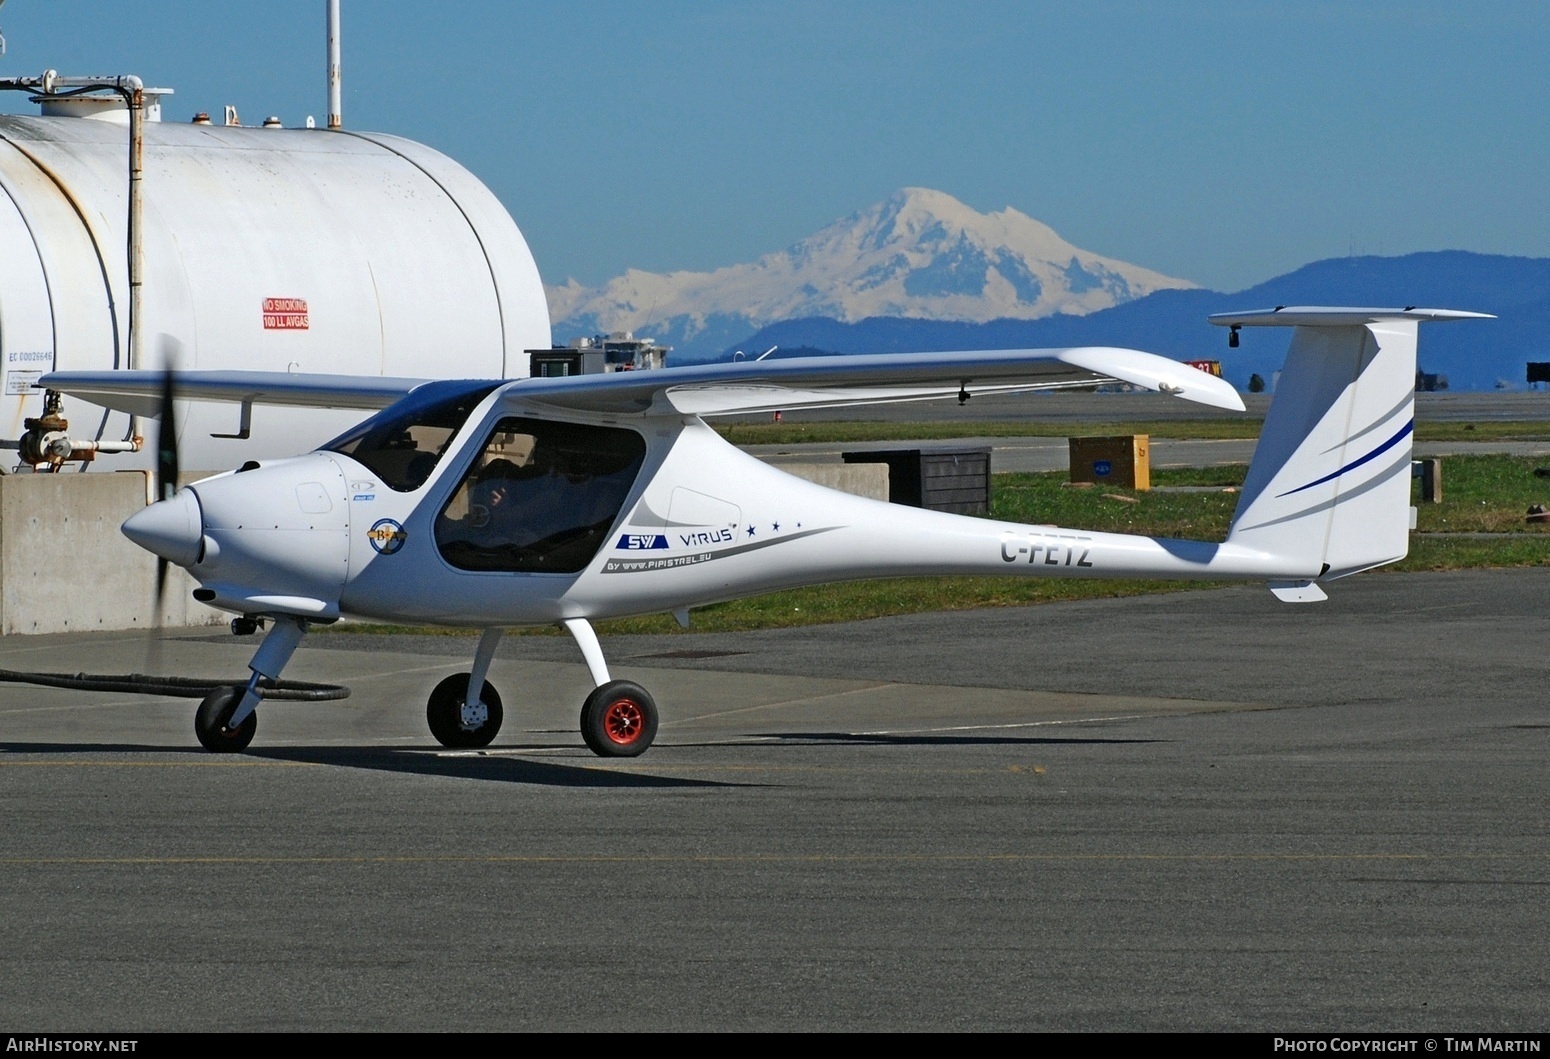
4;371;43;395
5;350;51;393
263;297;310;330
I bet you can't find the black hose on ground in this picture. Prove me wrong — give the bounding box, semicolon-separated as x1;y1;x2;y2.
0;669;349;701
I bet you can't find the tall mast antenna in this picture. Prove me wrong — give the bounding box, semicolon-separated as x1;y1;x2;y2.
326;0;342;129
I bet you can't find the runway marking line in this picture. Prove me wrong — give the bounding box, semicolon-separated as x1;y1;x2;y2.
670;682;898;723
0;760;312;768
857;715;1151;734
1;852;1546;867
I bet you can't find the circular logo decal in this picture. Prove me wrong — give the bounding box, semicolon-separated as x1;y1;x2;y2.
367;518;408;555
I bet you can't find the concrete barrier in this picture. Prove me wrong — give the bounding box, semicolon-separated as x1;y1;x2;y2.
0;472;219;635
0;461;890;635
769;462;889;501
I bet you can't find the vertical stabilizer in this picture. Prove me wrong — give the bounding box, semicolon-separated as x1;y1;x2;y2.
1212;307;1490;585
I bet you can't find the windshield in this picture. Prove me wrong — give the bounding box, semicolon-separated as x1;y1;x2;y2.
324;380;502;492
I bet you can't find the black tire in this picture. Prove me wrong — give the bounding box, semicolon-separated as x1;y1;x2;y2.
195;686;257;753
580;680;657;758
426;674;503;748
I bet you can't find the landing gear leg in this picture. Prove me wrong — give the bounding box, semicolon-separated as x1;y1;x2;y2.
563;617;658;758
562;618;611;688
195;615;307;752
427;627;505;748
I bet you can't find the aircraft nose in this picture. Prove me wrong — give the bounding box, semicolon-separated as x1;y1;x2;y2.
122;489;204;567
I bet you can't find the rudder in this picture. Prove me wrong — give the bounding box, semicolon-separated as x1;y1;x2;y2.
1213;307;1489;585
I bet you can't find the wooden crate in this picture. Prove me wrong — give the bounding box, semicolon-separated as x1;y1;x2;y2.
1068;435;1150;490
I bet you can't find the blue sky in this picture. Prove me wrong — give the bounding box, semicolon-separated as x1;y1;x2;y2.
2;1;1545;292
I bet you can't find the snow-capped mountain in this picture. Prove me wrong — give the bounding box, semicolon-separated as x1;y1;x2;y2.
546;187;1196;360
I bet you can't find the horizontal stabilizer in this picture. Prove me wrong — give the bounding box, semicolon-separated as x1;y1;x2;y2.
1210;306;1493;328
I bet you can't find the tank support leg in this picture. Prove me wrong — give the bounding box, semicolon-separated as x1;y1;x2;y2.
465;628;504;716
561;618;611;687
228;616;308;728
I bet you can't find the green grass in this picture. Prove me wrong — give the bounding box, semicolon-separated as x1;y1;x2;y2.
993;469;1241;540
1417;422;1550;442
1399;536;1550;570
715;419;1262;444
713;418;1550;445
1411;455;1550;533
322;456;1549;640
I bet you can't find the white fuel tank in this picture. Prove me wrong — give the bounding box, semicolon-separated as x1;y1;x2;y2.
0;111;550;469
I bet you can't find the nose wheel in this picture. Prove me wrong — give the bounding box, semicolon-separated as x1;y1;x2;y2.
427;674;504;748
580;681;658;757
195;686;258;753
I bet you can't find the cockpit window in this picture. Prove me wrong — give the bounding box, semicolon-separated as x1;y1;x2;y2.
324;380;502;492
436;416;647;573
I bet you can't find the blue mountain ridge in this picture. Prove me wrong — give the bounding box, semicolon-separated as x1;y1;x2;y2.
694;252;1550;391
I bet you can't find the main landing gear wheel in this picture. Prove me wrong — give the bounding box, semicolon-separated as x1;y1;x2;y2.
427;674;504;749
195;686;257;753
580;680;658;758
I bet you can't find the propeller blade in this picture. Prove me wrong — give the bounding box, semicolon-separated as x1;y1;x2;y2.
148;335;185;666
156;365;179;503
153;556;169;618
154;334;184;504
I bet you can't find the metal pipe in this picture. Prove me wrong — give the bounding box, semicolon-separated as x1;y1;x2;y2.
127;79;144;372
326;0;342;129
119;77;148;451
0;74;145;369
47;437;141;460
0;74;148;455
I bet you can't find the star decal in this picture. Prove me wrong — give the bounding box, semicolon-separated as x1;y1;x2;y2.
746;525;756;537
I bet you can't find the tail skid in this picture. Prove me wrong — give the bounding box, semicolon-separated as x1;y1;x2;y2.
1211;307;1490;599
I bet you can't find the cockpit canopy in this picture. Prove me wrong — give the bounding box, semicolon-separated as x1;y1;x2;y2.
324;380;502;492
435;416;647;573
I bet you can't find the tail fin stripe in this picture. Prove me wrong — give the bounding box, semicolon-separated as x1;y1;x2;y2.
1276;419;1412;498
1318;391;1414;455
1235;452;1413;534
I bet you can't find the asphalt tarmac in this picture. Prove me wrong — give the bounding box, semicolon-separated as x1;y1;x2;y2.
2;568;1547;1031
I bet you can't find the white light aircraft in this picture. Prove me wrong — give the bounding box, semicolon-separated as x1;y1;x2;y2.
41;307;1485;756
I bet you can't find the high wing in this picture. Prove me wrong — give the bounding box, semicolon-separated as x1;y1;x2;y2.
34;370;430;418
41;345;1245;419
515;346;1244;414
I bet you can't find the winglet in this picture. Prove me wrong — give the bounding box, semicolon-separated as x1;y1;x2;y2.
1056;346;1245;411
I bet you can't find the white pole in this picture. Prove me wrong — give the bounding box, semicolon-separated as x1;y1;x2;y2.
326;0;342;129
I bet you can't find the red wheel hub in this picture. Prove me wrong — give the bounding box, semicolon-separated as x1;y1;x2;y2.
603;698;644;745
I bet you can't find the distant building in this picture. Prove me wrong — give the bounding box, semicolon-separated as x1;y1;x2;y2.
528;332;671;378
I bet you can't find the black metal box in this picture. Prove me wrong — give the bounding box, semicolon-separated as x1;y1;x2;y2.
842;447;991;514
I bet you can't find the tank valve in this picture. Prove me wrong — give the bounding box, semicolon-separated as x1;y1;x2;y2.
18;390;143;468
19;390;73;468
